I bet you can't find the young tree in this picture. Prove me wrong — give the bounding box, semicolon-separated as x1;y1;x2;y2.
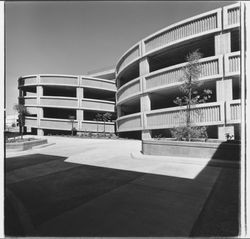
171;50;212;141
95;113;103;134
13;104;29;139
102;112;112;135
94;112;112;136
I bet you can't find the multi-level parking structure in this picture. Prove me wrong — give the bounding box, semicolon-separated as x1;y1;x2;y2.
116;3;242;140
18;72;116;136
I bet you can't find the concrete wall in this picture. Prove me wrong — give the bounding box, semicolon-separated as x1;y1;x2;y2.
142;139;240;161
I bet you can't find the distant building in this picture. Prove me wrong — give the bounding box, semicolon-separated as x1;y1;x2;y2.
5;114;18;128
18;72;116;135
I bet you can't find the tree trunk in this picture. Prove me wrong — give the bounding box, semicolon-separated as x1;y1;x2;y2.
20;125;23;140
187;76;192;141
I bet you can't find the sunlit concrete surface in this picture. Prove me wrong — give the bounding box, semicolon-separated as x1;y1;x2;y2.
7;135;214;179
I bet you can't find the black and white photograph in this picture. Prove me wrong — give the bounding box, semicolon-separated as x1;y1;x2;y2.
2;0;249;237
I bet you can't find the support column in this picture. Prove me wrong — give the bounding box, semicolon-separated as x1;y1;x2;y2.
215;32;234;140
216;79;233;102
37;108;44;136
139;57;151;140
140;94;151;138
140;94;151;112
76;87;84;131
214;32;231;55
19;89;24;104
117;105;122;117
140;92;151;140
139;57;150;75
216;79;234;139
37;129;44;136
36;76;44;136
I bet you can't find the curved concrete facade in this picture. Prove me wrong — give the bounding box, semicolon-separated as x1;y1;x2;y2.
115;3;241;140
19;74;116;135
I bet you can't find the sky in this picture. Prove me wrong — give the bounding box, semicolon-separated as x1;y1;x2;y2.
5;1;235;115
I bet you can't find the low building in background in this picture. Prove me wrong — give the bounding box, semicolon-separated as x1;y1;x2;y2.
5;114;18;130
18;72;116;136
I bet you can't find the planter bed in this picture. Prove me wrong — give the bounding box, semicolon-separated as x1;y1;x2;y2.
6;139;48;152
142;139;240;161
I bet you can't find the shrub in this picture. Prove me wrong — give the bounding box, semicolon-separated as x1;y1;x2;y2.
171;126;208;141
88;132;93;138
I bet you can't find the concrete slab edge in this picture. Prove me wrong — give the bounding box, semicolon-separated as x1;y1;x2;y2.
130;152;240;168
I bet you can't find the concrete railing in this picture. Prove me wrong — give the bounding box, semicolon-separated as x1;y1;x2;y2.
116;102;225;132
143;9;221;54
145;102;223;130
117;44;140;75
25;116;115;133
116;3;241;79
117;77;141;103
81;77;116;91
26;107;37;115
81;98;115;112
81;120;115;133
40;75;78;86
226;99;241;123
40;96;78;108
40;118;78;130
145;55;222;92
116;55;222;104
25;117;38;127
23;96;37;106
224;51;240;76
116;112;143;132
19;74;116;93
19;76;37;87
223;3;240;30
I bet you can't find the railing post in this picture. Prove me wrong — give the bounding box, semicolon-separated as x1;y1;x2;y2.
218;55;224;76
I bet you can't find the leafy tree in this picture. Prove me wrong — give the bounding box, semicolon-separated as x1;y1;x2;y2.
94;112;112;136
171;50;212;141
13;104;29;139
95;113;103;133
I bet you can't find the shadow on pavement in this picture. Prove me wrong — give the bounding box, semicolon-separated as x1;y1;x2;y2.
5;152;240;237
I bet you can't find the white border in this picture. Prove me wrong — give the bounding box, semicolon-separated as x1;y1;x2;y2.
243;2;250;237
0;2;4;237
